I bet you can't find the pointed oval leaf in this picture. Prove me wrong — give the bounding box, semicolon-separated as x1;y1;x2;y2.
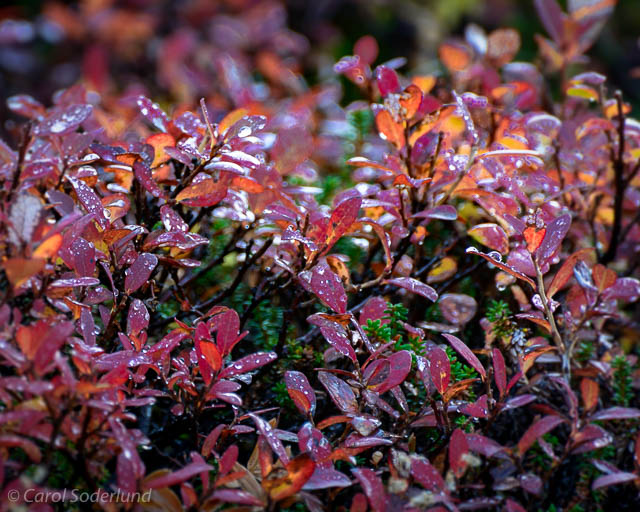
124;253;158;294
442;334;486;380
386;277;438;302
285;371;316;416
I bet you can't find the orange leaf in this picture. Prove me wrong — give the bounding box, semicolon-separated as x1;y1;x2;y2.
231;176;264;193
263;454;315;502
200;341;222;372
580;378;599;412
326;255;351;287
523;226;546;254
175;179;226;203
33;233;62;260
438;41;472;72
592;264;616;293
3;257;46;289
399;85;422;120
219;108;249;137
375;110;404;149
147;133;176;168
287;389;311;415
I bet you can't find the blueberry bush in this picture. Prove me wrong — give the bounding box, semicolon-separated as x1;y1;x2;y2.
1;1;639;511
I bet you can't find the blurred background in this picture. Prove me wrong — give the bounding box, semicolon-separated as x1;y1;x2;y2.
1;0;639;140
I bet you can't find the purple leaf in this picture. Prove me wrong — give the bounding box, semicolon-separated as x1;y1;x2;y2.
439;294;477;325
537;214;571;265
136;95;169;132
442;334;486;380
134;161;167;199
318;371;358;414
211;489;264;506
303;467;351;490
590;407;640;421
124;253;158;294
386;277;438;302
299;262;348;314
49;277;100;288
308;314;356;362
592;472;638;490
218;352;277;378
35;104;92;136
534;0;565;44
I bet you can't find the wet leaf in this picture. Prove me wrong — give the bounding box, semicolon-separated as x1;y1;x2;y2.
219;352;277;379
386;277;438;302
318;371;358;414
300;262;348;314
124;253;158;294
439;294;477;325
285;371;316;416
493;349;507;397
468;223;509;254
442;334;486;380
536;214;571;265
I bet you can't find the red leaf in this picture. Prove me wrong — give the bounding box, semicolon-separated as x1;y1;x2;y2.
303;467;351;490
352;468;388;512
429;347;451;394
518;415;566;455
449;428;470;478
375;66;401;97
324;196;362;253
410;457;444;491
442;334;486;380
318;371;358;414
145;461;214;489
124;253;158;294
374;350;412;394
285;371;316;416
492;349;507;397
386;277;438;301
